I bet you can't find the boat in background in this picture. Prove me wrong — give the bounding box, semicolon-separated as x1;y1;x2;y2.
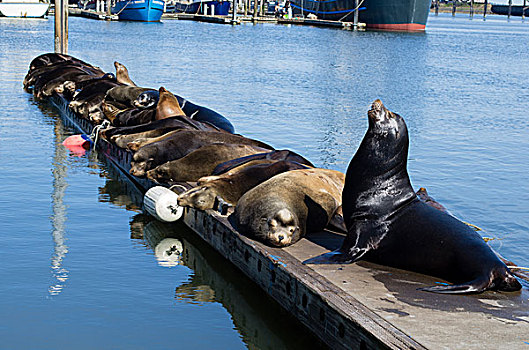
290;0;432;31
490;1;529;17
0;0;49;17
166;0;230;15
111;0;164;21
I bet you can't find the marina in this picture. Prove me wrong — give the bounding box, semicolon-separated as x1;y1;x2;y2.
2;11;529;350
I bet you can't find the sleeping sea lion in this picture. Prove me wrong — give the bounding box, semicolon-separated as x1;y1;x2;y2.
178;160;310;211
146;143;269;183
231;168;345;247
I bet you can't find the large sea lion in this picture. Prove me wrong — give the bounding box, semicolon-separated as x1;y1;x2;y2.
146;143;269;183
130;130;274;177
231;168;345;247
156;87;186;120
114;61;136;86
178;160;310;211
304;100;522;294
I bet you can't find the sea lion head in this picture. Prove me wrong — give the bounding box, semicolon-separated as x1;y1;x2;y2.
133;90;159;109
255;207;301;247
146;163;172;183
367;99;407;142
114;61;136;86
177;186;218;211
155;87;186;120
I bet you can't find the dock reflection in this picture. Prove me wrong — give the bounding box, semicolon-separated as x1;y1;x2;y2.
96;159;325;349
140;219;326;350
49;118;69;296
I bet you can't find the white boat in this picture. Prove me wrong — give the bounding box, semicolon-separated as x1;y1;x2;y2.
0;0;49;17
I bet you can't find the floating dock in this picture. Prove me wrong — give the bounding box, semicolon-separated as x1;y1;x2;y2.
47;94;529;350
68;7;118;20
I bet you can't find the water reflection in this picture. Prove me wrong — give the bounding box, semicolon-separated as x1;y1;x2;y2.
49;119;69;296
93;155;325;349
139;219;326;350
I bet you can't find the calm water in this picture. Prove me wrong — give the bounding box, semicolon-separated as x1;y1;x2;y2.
1;12;528;348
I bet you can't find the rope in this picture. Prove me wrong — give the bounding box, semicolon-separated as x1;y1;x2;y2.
115;0;134;16
90;120;111;150
338;0;364;22
507;266;529;271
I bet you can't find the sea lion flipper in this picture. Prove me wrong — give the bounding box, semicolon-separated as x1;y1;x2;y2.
302;249;359;265
417;277;490;294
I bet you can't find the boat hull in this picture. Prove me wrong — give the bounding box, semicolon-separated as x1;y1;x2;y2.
171;0;230;15
112;0;164;21
491;4;529;17
0;2;49;17
291;0;432;31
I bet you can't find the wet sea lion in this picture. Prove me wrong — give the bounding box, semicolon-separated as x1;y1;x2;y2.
231;168;345;247
130;130;274;177
212;150;314;175
178;160;310;211
156;87;186;120
304;100;522;294
114;61;136;86
146;143;269;183
174;95;235;134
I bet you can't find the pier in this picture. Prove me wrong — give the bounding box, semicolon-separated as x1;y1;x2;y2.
42;92;529;350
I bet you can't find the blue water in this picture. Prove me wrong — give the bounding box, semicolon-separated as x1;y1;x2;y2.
1;12;528;348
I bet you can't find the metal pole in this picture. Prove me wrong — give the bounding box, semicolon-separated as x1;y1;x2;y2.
523;0;526;20
252;0;258;19
508;0;512;18
353;0;358;26
470;0;474;18
435;0;439;15
232;0;237;22
483;0;487;18
54;0;68;54
106;0;111;15
452;0;456;16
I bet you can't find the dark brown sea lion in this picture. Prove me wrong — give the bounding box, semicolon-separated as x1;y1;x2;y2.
231;168;345;247
212;150;314;175
105;86;154;107
304;100;522;295
28;53;95;72
102;114;223;140
178;160;310;211
156;87;186;120
69;78;120;121
130;130;274;177
114;61;136;86
146;143;269;183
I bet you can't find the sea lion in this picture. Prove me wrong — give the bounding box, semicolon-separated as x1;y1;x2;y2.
304;100;522;294
105;86;154;107
130;130;274;177
146;143;269;183
178;160;310;211
114;61;136;86
174;95;235;134
111;108;156;127
102;114;224;141
231;168;345;247
212;149;314;175
156;87;186;120
68;77;120;120
133;90;160;109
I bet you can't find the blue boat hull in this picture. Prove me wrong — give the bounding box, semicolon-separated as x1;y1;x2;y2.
172;0;230;15
112;0;164;21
